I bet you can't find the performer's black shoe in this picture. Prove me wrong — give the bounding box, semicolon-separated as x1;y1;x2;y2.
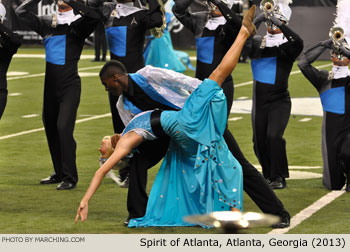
101;58;107;62
123;217;131;226
269;177;286;190
57;181;76;190
91;58;100;62
272;215;290;229
40;175;61;184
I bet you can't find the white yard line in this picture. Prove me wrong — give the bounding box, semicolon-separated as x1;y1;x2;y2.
269;190;346;234
13;54;99;60
254;165;321;170
228;117;243;121
0;113;111;141
7;65;104;81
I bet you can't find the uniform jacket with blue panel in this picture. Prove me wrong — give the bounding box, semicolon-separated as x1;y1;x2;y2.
172;0;242;81
100;0;163;72
245;24;303;104
15;0;101;91
298;42;350;190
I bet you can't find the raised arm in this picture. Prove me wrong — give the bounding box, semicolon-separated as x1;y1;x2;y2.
279;25;303;59
209;5;256;86
140;0;164;29
172;0;201;34
64;0;103;20
208;0;242;29
266;14;304;60
0;23;22;53
75;132;143;223
15;0;52;37
297;41;331;91
64;0;104;39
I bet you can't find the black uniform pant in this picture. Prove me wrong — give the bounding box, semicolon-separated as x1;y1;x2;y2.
221;80;288;218
0;83;7;119
94;21;107;61
323;116;350;190
340;132;350;187
108;91;125;134
43;82;81;184
253;98;291;180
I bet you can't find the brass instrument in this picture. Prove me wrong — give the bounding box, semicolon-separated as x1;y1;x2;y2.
260;0;275;14
329;27;347;60
329;27;344;45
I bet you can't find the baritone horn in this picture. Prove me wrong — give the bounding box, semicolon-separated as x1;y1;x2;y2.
260;0;275;13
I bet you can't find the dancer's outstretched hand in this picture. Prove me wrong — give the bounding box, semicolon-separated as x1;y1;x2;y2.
75;202;88;223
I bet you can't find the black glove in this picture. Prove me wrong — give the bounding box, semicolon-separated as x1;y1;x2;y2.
321;39;333;49
267;14;282;27
338;45;350;59
253;12;266;25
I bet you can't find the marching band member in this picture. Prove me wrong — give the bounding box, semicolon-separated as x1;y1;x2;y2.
298;0;350;191
246;0;303;189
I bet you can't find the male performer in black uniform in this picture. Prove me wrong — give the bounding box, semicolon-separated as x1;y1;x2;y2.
97;0;163;223
298;40;350;191
0;2;22;120
101;0;163;133
245;3;303;189
16;0;101;190
172;0;290;227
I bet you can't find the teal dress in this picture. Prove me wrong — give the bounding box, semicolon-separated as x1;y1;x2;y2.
143;12;194;72
123;79;243;227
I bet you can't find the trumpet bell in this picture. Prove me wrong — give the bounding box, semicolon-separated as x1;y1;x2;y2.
329;27;344;42
260;0;275;13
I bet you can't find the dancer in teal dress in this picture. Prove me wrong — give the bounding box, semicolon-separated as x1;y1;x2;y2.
124;79;242;227
143;3;193;72
75;5;256;227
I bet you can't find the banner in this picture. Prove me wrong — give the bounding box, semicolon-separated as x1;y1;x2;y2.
4;0;56;42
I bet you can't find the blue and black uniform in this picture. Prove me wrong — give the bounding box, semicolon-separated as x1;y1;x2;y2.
16;0;101;185
298;43;350;190
100;0;163;133
0;23;22;119
173;0;241;111
246;24;303;182
173;0;290;219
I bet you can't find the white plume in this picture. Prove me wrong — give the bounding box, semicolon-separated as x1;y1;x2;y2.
275;0;293;4
273;0;293;22
334;0;350;43
0;2;6;23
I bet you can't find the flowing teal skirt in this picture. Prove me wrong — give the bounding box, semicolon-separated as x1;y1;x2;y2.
128;79;243;227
